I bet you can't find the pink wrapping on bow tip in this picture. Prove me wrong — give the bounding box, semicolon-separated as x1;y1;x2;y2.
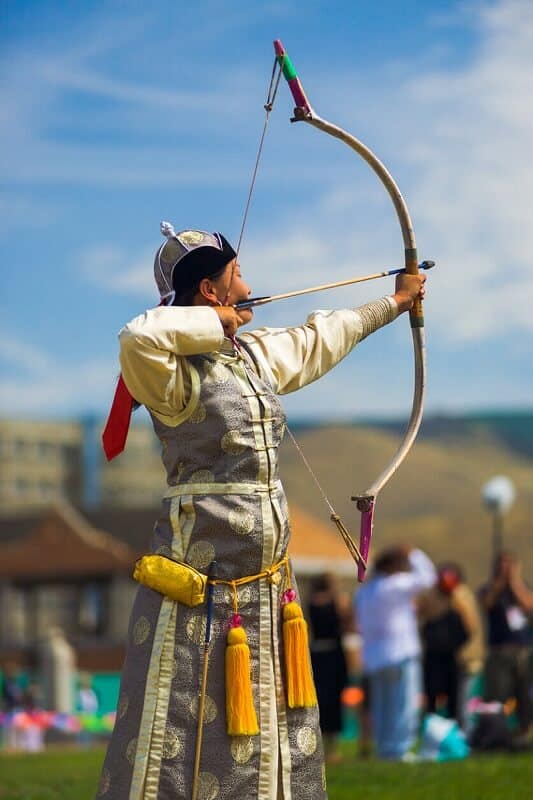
357;500;375;582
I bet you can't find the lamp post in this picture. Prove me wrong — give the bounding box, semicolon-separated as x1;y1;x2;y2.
481;476;516;560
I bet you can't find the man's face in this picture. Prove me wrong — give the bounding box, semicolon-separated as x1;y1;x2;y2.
496;553;513;579
213;259;253;323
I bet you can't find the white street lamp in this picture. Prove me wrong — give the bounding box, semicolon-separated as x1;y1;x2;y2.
481;475;516;557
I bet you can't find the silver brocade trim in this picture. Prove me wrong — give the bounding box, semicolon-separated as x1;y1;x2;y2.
357;296;397;340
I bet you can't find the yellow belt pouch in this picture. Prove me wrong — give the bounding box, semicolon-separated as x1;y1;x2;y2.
133;554;207;607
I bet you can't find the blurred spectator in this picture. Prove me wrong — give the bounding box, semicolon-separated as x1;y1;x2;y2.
308;573;352;764
418;563;484;729
356;674;372;759
77;672;99;748
77;672;99;715
1;663;24;751
354;545;436;760
451;566;486;731
1;662;23;712
479;551;532;740
21;682;45;753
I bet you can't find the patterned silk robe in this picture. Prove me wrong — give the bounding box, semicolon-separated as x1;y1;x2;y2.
96;300;397;800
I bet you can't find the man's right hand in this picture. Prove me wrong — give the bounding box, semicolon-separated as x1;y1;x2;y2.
213;306;249;337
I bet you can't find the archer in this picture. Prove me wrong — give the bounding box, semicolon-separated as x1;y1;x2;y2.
97;222;425;800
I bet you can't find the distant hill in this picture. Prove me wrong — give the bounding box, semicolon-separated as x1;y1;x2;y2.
279;412;533;588
290;411;533;460
367;410;533;461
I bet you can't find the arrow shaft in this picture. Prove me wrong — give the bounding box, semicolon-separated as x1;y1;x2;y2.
235;262;432;310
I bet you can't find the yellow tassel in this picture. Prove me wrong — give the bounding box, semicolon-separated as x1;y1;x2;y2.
225;622;259;736
283;600;318;708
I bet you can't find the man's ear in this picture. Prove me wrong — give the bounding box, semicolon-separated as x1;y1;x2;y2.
197;277;219;305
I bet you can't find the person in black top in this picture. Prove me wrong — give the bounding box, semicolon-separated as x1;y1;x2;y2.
308;573;352;764
418;564;469;722
479;551;532;739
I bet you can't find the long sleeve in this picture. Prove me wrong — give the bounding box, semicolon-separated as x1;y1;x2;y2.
119;306;224;423
354;550;436;672
240;297;398;395
117;296;398;422
384;549;437;597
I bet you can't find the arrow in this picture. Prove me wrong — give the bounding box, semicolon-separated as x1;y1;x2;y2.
235;260;434;310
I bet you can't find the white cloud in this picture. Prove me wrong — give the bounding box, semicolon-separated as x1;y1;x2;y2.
3;0;533;379
66;0;533;351
397;0;533;340
79;246;154;296
247;0;533;344
0;334;117;414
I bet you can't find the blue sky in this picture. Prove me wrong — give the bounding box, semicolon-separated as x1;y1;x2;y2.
1;0;532;423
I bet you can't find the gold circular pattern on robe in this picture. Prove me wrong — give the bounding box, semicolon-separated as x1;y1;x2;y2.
162;724;182;759
197;772;220;800
190;694;217;723
221;584;252;608
187;540;216;571
228;509;254;535
186;613;208;645
231;736;254;764
297;726;317;756
189;403;207;424
132;616;150;645
190;469;215;483
204;363;229;385
117;694;129;720
221;430;247;456
97;768;111;795
126;737;138;765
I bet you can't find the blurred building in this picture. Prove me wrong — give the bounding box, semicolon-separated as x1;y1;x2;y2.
0;502;138;672
0;418;83;512
0;500;354;674
0;415;355;713
0;416;164;513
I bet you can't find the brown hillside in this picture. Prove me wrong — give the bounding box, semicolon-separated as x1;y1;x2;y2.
279;424;533;588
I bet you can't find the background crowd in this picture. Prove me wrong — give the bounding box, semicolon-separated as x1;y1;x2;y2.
2;545;531;761
307;547;533;762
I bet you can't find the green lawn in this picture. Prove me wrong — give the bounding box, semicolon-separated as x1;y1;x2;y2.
0;746;532;799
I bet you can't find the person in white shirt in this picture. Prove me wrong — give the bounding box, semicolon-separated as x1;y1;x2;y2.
354;545;436;760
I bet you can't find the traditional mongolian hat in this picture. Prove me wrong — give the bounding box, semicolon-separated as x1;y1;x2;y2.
155;221;236;304
102;221;237;461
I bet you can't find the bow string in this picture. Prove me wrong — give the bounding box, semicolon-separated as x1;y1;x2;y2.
238;40;427;580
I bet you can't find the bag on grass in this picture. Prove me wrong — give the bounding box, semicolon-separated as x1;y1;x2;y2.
419;713;470;762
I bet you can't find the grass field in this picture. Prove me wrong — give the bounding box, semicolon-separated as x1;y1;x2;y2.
0;745;532;800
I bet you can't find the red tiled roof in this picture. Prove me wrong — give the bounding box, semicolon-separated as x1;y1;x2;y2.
0;502;135;580
0;501;353;582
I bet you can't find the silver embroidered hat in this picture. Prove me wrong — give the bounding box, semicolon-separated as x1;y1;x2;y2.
154;221;236;304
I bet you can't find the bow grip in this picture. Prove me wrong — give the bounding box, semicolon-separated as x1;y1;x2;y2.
273;40;312;115
405;247;424;328
355;496;375;582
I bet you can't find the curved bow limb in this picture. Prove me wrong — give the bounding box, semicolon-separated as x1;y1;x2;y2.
274;39;427;580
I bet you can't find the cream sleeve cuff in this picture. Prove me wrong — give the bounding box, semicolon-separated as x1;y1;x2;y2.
117;305;224;421
119;305;225;356
356;296;399;340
